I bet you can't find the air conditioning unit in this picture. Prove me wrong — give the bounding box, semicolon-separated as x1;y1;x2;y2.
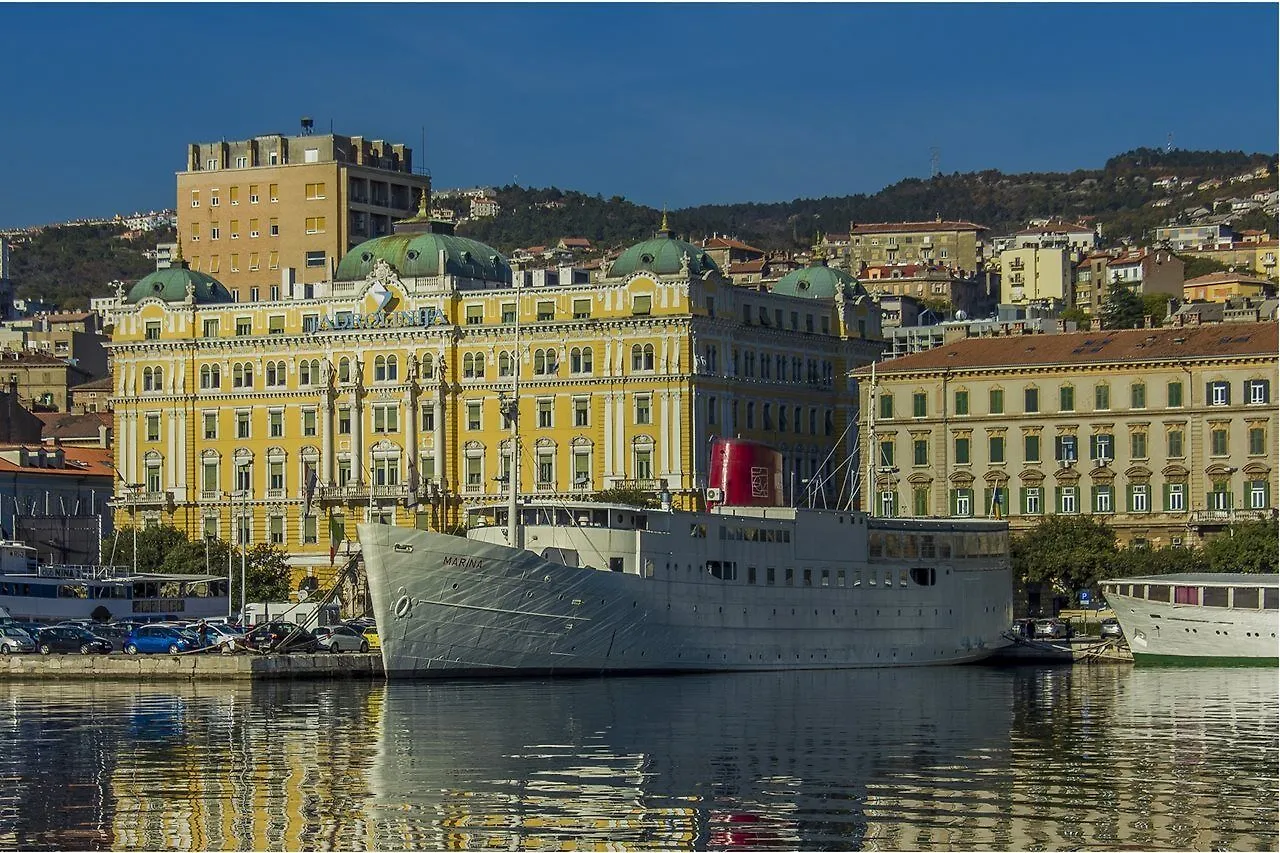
706;487;724;502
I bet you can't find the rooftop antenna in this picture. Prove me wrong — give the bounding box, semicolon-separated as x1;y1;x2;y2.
300;116;314;136
930;146;940;178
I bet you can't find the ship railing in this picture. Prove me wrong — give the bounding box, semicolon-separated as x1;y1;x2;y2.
34;564;130;581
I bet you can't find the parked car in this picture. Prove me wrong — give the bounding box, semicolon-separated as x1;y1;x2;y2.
91;624;136;652
34;626;113;655
362;626;381;651
1100;618;1124;639
123;625;198;655
1033;618;1070;640
313;625;369;653
344;617;376;631
243;622;320;654
0;625;35;654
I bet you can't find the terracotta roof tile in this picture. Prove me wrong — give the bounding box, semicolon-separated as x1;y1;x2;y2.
0;445;114;478
40;412;112;441
854;322;1278;376
1183;271;1275;287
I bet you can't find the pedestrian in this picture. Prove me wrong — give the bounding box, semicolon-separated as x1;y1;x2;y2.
197;619;210;648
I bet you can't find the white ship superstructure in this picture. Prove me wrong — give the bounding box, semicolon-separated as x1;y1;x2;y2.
1102;573;1279;663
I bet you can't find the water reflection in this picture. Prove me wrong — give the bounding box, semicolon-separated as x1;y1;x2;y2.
0;667;1273;851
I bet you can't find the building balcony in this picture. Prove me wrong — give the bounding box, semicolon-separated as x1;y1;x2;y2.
1188;509;1270;528
318;483;413;502
126;490;172;509
200;490;223;502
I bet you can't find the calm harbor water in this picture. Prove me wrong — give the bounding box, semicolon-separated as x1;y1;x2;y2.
0;665;1274;851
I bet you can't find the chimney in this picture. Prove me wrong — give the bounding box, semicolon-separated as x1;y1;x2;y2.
99;424;110;448
1089;317;1103;331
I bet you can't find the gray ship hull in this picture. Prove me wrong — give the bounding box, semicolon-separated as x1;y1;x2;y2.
359;521;1012;678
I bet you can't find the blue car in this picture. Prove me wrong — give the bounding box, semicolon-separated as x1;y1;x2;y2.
123;625;197;655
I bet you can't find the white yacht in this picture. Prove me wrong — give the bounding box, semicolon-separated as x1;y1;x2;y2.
359;438;1013;677
1101;573;1279;664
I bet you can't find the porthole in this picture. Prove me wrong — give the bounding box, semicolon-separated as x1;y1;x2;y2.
152;282;163;292
641;253;655;264
361;251;373;262
406;249;420;260
797;280;810;290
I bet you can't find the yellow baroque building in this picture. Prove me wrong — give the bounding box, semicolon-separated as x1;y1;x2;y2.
106;209;883;583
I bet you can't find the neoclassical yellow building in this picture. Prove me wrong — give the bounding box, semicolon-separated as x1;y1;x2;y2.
106;207;883;582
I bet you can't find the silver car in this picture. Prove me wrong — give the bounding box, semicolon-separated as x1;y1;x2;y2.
313;625;370;653
0;625;36;654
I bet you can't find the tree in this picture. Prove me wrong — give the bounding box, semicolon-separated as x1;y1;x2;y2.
1203;519;1279;574
1177;253;1230;280
1100;282;1144;329
1109;543;1206;577
241;543;293;603
1011;515;1118;594
1141;292;1172;325
102;525;190;573
101;526;292;605
1061;306;1090;328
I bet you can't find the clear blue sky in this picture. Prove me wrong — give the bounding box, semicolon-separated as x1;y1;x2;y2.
1;2;1276;229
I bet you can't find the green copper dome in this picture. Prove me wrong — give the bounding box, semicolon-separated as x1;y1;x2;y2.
336;232;511;284
608;227;719;278
773;262;866;300
125;265;234;305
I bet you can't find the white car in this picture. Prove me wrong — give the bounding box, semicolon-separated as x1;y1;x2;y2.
313;625;369;653
0;625;35;654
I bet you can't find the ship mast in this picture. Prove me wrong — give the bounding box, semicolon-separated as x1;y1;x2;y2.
505;278;520;548
866;360;876;517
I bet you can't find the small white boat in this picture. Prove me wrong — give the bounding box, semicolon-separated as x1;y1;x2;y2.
0;540;229;623
1101;573;1278;664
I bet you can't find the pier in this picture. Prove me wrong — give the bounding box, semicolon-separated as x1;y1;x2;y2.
0;653;384;681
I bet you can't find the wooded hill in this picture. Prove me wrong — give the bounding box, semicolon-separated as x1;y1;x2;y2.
5;148;1274;310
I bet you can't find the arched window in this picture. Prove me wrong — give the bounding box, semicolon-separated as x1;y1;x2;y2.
338;357;351;383
631;344;643;371
570;347;581;374
779;406;788;432
299;361;312;386
232;363;248;388
534;349;546;375
643;344;655;371
581;347;593;374
386;355;398;381
544;348;557;374
142;367;154;392
747;401;756;429
374;355;387;382
463;353;476;378
154;367;164;390
470;354;481;379
199;365;210;389
421;353;433;378
763;403;773;430
266;361;279;387
499;351;512;377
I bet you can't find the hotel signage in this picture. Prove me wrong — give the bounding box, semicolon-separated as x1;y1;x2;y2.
318;307;447;331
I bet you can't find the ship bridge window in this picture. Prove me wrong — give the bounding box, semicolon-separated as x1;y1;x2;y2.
920;535;937;559
1231;587;1259;609
820;569;830;587
1174;586;1199;605
542;548;581;568
1264;588;1278;609
609;558;624;572
707;560;738;580
885;534;901;558
690;524;707;538
1202;587;1229;608
837;570;846;587
1146;585;1170;602
903;535;919;559
57;584;88;599
910;567;937;586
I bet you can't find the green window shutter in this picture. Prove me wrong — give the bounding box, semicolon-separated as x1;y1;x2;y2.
1055;487;1063;513
1019;487;1028;515
1126;484;1133;512
1162;483;1170;511
948;489;957;515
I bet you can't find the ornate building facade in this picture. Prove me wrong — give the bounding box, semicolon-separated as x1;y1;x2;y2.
106;209;883;582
